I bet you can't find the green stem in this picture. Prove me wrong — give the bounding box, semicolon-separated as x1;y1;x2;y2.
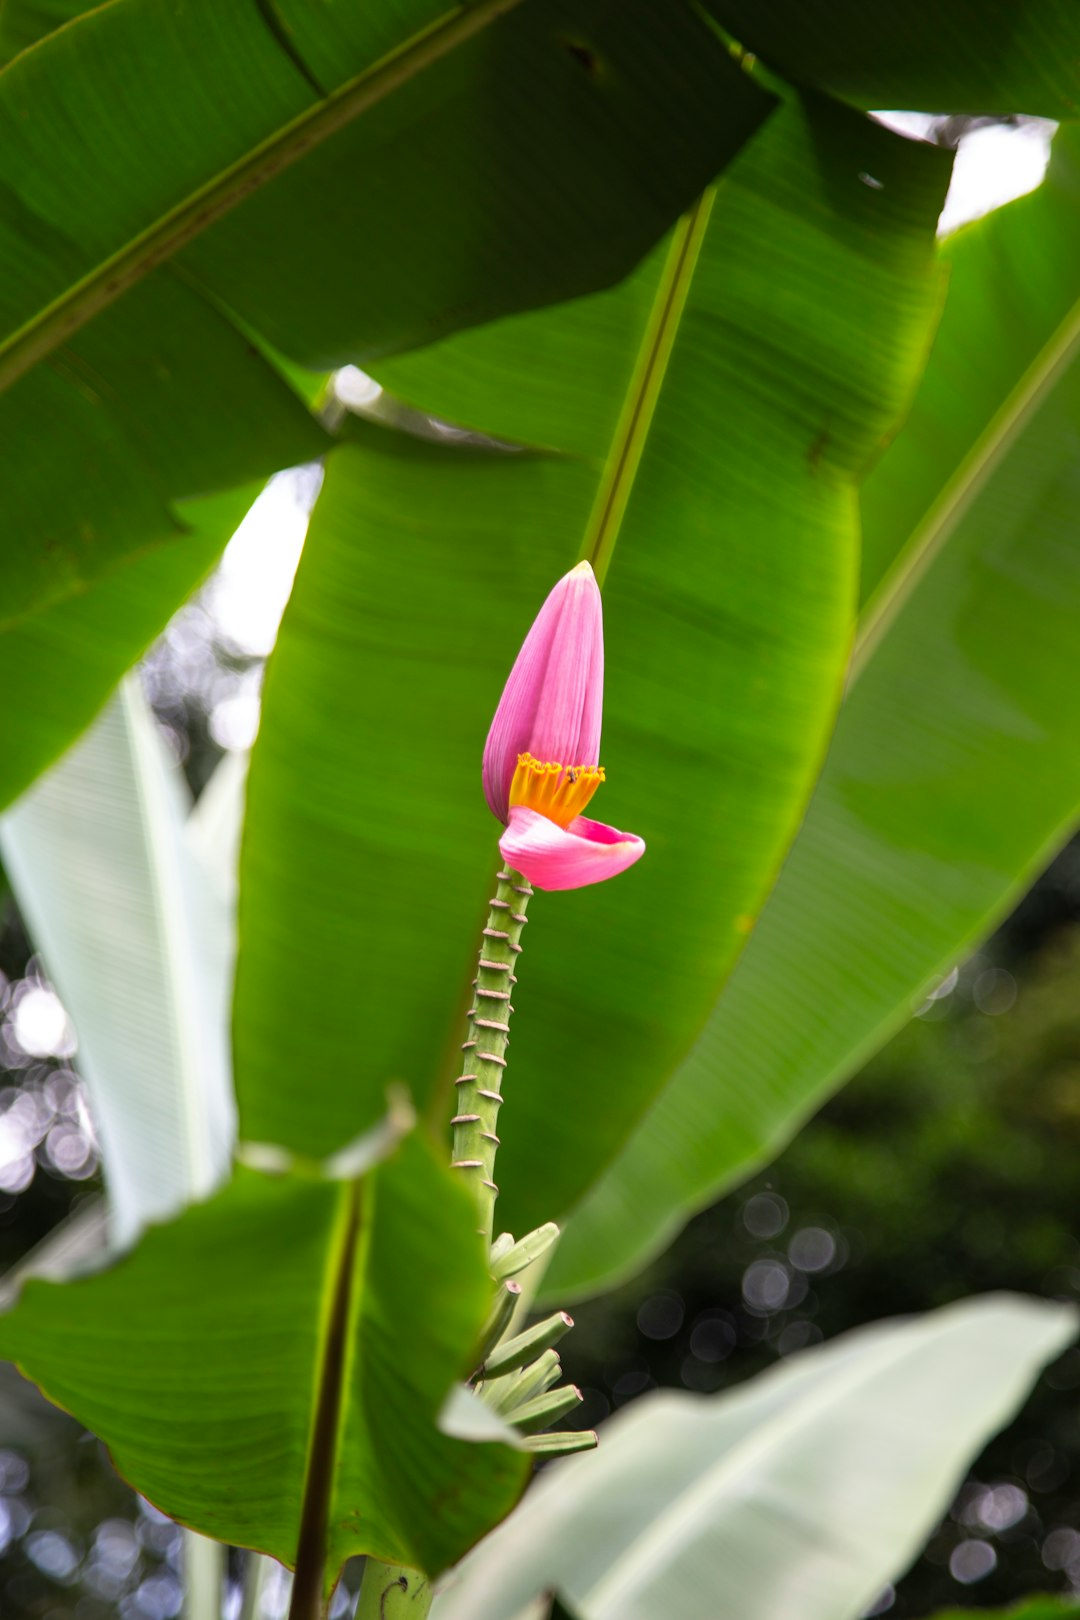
354;1560;432;1619
451;865;533;1247
287;1184;361;1620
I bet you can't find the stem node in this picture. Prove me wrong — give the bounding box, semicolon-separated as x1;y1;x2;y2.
451;866;533;1244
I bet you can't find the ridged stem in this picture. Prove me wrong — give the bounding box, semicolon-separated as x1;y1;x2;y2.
451;865;533;1247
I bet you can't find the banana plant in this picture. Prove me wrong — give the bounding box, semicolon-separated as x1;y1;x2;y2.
0;5;1079;1620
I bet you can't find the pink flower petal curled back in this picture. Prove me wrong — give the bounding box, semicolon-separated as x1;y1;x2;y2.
500;809;645;892
483;561;604;824
482;560;644;893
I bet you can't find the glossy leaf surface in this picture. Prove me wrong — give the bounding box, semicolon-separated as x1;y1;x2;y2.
0;1133;527;1579
234;96;949;1241
548;131;1080;1300
432;1297;1074;1620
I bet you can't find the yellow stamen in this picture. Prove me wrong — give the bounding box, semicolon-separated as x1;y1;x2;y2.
509;752;605;828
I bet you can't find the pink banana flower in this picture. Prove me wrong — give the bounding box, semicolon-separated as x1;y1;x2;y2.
483;561;645;891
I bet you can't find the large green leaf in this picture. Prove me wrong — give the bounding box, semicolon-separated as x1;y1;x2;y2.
0;277;331;629
0;676;235;1242
706;1;1080;116
0;0;771;623
0;0;767;375
234;95;949;1242
431;1296;1075;1620
0;1130;527;1581
0;483;251;811
546;130;1080;1302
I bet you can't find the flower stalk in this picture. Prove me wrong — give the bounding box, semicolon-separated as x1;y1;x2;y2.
451;866;533;1246
330;566;639;1619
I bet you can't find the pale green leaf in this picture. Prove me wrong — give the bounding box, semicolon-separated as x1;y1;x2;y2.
432;1297;1075;1620
0;677;235;1242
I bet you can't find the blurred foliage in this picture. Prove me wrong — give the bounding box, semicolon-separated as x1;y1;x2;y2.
559;843;1080;1616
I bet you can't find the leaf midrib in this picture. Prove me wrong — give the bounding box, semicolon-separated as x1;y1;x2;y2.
426;193;716;1137
119;678;213;1203
0;0;523;398
583;188;716;585
289;1178;362;1619
580;1315;1021;1615
849;287;1080;685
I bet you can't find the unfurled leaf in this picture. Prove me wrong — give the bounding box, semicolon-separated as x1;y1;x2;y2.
432;1297;1075;1620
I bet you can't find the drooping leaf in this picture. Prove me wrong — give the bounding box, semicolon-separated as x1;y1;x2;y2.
704;0;1080;117
0;677;235;1243
2;668;248;1618
546;129;1080;1301
0;0;769;376
0;483;251;812
234;95;950;1244
430;1297;1076;1620
0;0;772;623
0;276;331;629
0;1131;527;1580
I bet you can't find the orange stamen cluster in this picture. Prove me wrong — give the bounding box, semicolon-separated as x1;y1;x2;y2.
509;752;605;828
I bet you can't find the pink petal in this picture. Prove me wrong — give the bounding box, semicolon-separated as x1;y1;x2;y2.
499;808;645;892
483;562;604;823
